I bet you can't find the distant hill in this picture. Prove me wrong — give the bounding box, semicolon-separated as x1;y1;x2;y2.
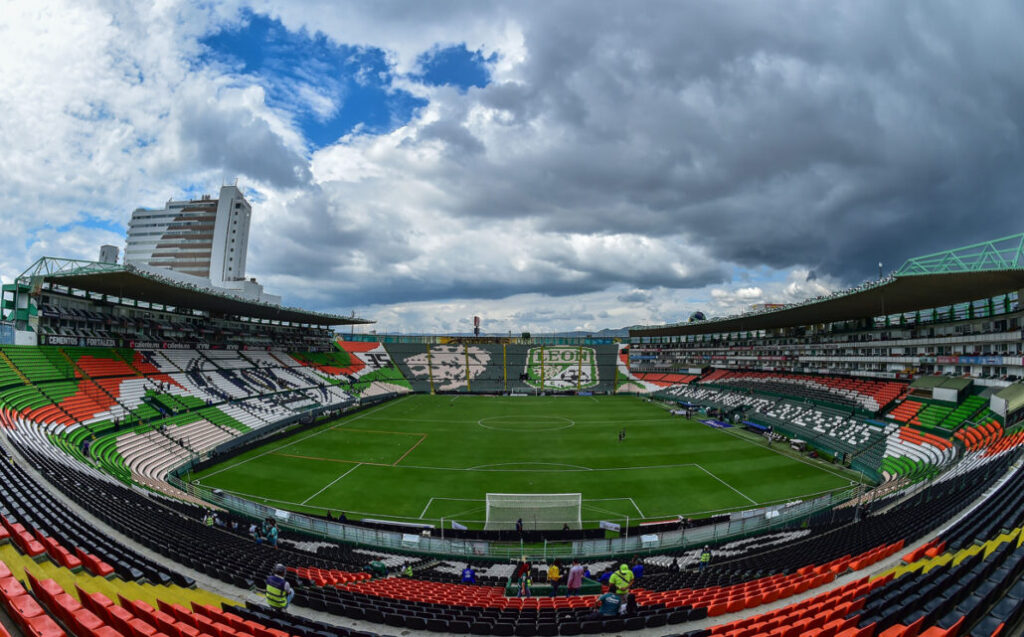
544;328;630;338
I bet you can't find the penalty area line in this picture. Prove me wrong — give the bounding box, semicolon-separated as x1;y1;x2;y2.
628;497;645;517
696;463;757;505
302;463;362;505
420;497;434;519
196;395;410;480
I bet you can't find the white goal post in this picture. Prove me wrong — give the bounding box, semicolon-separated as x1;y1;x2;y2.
484;493;583;530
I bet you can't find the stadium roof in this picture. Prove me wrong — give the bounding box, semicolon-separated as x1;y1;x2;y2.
16;257;372;326
633;233;1024;337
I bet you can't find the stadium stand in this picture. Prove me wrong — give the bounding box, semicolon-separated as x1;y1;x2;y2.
699;370;906;414
3;393;1022;635
382;343;619;394
7;235;1024;635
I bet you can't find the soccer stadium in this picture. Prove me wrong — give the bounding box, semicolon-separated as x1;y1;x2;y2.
4;172;1024;637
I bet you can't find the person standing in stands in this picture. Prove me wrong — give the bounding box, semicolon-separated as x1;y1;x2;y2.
608;564;634;595
515;518;524;536
566;559;585;596
547;560;561;597
514;556;531;580
699;545;712;572
461;564;477;584
266;519;279;548
631;557;644;583
265;563;294;611
517;568;532;597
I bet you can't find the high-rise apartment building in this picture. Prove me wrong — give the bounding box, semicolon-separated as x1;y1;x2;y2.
124;185;251;286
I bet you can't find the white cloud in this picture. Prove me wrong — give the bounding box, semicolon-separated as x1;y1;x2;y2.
3;0;1021;336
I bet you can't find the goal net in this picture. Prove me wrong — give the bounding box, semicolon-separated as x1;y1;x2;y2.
484;493;582;530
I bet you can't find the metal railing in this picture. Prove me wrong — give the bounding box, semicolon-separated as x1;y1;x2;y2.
167;467;854;560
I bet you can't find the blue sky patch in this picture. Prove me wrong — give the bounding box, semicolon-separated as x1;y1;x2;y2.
199;10;427;149
414;45;495;91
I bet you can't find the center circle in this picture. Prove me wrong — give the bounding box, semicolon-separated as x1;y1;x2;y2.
477;415;575;432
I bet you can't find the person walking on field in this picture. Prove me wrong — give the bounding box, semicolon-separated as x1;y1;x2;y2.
566;559;585;596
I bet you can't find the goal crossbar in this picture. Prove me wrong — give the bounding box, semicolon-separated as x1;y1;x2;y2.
484;493;582;530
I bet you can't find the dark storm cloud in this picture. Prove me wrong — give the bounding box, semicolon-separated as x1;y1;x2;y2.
617;290;652;305
408;0;1024;283
235;0;1024;320
177;97;312;188
418;119;485;156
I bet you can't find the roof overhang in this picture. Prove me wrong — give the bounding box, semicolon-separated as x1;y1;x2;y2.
633;233;1024;338
632;270;1024;337
17;258;372;327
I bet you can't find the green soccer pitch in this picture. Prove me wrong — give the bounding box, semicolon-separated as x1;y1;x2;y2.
189;394;863;528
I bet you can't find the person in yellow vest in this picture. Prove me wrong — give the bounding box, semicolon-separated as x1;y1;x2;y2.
699;545;712;572
265;564;294;611
608;563;634;595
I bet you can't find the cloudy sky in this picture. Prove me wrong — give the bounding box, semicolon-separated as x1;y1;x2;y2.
3;1;1023;334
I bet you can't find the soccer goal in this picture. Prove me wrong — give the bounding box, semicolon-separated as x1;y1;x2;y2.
484;493;582;530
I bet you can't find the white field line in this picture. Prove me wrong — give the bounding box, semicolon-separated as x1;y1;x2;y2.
420;497;435;519
420;497;488;520
628;497;645;517
302;463;362;505
695;463;757;505
391;462;700;473
581;503;626;517
197;395;411;480
360;416;673;425
466;462;593;471
716;426;858;482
